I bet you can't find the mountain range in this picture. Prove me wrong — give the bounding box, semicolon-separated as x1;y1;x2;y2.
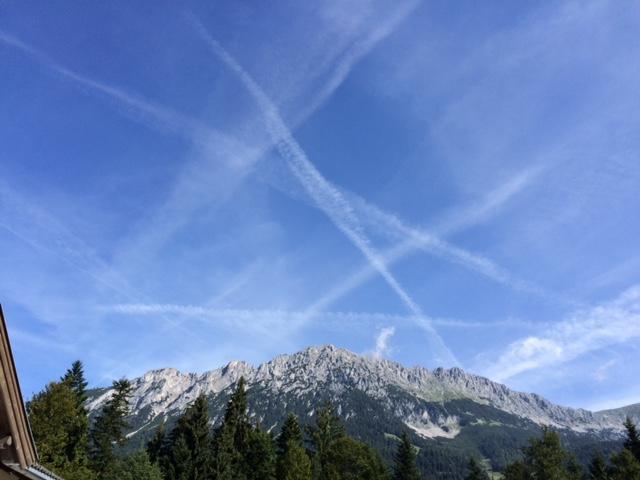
86;345;637;478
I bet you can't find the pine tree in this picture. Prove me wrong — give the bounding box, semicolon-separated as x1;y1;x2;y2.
567;456;584;480
107;450;164;480
246;426;277;480
588;453;610;480
60;360;90;469
466;457;490;480
502;460;529;480
522;427;575;480
161;394;213;480
61;360;88;405
90;378;133;475
324;436;390;480
279;440;313;480
277;413;311;480
307;403;346;480
213;377;252;480
146;422;166;465
278;413;304;456
393;432;420;480
624;417;640;462
609;448;640;480
27;380;95;480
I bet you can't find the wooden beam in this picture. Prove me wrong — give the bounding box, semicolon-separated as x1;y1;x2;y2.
0;306;38;469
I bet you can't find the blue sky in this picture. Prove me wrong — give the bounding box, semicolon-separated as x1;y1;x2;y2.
1;0;639;411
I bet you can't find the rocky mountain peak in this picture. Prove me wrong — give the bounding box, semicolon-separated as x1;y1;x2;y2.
86;345;633;441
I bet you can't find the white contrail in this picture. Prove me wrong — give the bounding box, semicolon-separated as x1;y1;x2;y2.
193;22;459;366
307;169;544;313
109;303;541;330
0;30;241;153
293;0;420;126
1;29;540;304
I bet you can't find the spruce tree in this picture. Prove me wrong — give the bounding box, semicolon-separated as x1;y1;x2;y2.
107;450;164;480
393;432;420;480
624;417;640;462
61;360;89;405
278;413;304;456
466;457;490;480
324;436;390;480
246;426;277;480
146;422;166;465
307;403;345;480
60;360;90;470
161;394;213;480
213;377;252;480
522;427;575;480
502;460;529;480
277;413;311;480
90;378;133;475
280;442;312;480
588;453;610;480
609;448;640;480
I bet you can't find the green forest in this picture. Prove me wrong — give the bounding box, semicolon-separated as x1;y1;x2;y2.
27;361;640;480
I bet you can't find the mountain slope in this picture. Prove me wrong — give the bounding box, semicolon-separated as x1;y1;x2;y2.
86;345;630;478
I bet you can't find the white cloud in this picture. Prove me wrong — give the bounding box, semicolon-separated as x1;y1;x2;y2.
371;326;396;359
484;285;640;381
593;358;617;382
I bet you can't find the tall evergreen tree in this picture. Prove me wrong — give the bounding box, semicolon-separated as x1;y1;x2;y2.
624;417;640;462
246;426;277;480
307;403;346;480
27;380;95;480
609;448;640;480
588;453;610;480
278;440;312;480
465;457;490;480
277;413;309;480
502;460;529;480
502;427;585;480
521;427;577;480
61;360;89;405
60;360;90;469
324;436;390;480
278;413;304;456
107;450;164;480
161;394;213;480
213;377;253;480
146;422;166;465
392;432;420;480
90;378;133;475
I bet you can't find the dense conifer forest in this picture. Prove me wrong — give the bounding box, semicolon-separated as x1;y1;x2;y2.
27;361;640;479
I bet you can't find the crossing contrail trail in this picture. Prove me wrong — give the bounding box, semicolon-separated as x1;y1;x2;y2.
192;20;459;366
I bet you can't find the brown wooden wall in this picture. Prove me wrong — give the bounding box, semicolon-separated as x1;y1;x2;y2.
0;306;38;469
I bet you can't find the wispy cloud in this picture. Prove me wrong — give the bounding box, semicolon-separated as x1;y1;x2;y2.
483;285;640;381
593;358;617;382
191;20;460;367
0;179;133;299
370;326;396;359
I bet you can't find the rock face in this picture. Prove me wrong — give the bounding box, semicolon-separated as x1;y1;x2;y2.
87;344;631;439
